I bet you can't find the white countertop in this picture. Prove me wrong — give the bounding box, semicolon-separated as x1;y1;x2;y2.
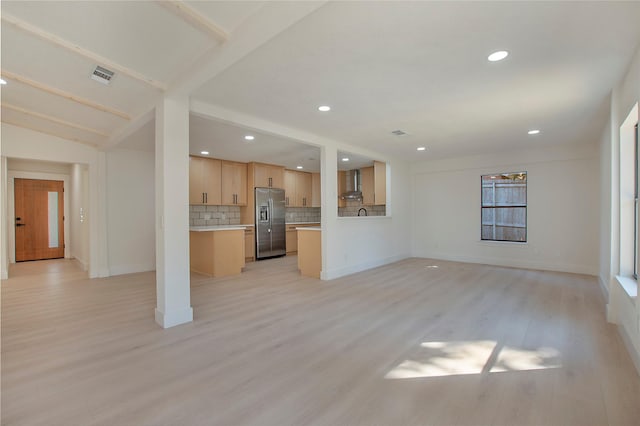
286;222;321;225
190;225;249;232
296;227;321;231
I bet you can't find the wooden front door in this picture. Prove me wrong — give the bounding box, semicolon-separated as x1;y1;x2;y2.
14;179;65;261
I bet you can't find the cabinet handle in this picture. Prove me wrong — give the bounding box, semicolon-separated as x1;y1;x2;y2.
205;193;208;204
269;177;272;187
202;193;205;204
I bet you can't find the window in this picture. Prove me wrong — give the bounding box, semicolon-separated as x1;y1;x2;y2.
481;172;527;242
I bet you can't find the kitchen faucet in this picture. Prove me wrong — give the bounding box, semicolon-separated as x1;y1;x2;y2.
358;208;368;216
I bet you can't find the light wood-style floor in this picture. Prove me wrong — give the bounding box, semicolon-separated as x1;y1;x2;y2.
2;257;639;426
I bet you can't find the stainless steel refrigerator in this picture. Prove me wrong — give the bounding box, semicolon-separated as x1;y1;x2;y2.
255;187;286;260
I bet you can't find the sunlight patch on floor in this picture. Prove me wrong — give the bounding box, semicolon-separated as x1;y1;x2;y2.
385;340;561;379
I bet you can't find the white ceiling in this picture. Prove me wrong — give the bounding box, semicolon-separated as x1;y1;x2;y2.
2;1;640;163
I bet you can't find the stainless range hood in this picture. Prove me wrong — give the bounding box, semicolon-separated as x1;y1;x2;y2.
340;169;362;200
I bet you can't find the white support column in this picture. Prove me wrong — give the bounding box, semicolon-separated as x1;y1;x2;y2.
155;95;192;328
1;156;8;279
320;145;338;281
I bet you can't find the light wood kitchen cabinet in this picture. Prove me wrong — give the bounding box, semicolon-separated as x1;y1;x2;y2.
253;162;284;188
221;161;247;206
189;156;221;205
361;166;374;205
337;170;347;208
311;173;321;208
296;172;312;207
190;229;244;277
244;227;255;262
286;224;298;254
361;161;386;206
297;228;321;279
286;223;320;255
374;160;386;205
284;170;312;207
284;170;297;207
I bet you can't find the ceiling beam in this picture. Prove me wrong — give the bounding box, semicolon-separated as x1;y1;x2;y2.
1;120;98;148
156;1;229;42
1;71;131;120
2;103;110;137
2;13;167;91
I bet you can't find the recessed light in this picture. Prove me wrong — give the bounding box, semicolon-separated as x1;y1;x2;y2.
296;166;303;169
200;151;209;155
488;50;509;62
318;105;331;112
244;135;255;141
0;79;6;85
528;129;540;135
341;157;349;162
417;147;426;151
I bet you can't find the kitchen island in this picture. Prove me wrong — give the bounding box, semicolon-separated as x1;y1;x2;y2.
189;226;247;277
297;227;321;278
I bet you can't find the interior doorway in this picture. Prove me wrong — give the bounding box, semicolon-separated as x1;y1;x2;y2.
14;178;65;261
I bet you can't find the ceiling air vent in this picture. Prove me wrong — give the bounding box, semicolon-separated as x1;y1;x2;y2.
91;65;114;85
391;129;407;136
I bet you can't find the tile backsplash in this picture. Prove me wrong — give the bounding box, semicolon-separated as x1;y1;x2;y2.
338;200;386;217
286;207;321;223
190;205;241;226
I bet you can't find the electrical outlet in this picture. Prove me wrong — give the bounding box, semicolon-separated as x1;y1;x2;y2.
220;213;226;220
203;213;211;220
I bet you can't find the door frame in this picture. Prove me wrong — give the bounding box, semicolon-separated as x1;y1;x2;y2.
8;171;70;263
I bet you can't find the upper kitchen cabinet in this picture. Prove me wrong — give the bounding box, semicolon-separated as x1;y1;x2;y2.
296;171;312;207
374;161;386;205
252;162;284;188
221;161;247;206
361;161;386;205
284;169;296;206
284;170;312;207
189;156;221;205
337;170;347;208
311;173;321;208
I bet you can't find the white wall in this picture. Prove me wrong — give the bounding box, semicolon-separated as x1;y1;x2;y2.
71;164;90;270
323;152;412;279
0;123;109;278
602;44;640;371
106;148;156;275
411;143;600;275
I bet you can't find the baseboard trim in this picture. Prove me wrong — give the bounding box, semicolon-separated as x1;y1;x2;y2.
412;251;598;276
323;254;409;280
109;263;155;276
616;323;640;375
73;257;89;272
155;307;193;329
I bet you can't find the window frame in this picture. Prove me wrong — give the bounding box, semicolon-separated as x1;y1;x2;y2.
480;172;528;243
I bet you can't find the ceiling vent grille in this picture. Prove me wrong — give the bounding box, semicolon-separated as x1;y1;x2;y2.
91;66;114;85
391;129;407;136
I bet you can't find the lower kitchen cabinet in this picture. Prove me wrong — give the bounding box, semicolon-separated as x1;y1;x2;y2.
286;223;320;255
244;227;255;262
189;229;245;277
